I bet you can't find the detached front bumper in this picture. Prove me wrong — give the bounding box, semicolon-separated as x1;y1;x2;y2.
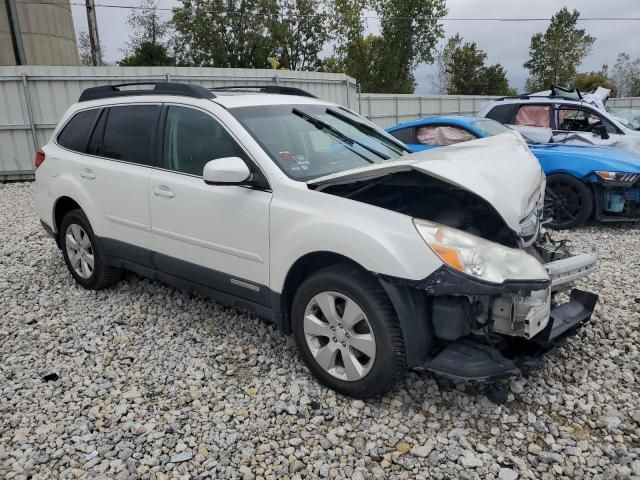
420;289;598;381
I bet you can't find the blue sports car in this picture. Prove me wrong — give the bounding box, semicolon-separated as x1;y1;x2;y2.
386;116;640;229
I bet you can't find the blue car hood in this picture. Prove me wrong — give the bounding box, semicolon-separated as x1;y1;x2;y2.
531;143;640;174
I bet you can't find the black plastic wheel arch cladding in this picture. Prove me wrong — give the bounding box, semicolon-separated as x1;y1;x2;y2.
378;278;433;368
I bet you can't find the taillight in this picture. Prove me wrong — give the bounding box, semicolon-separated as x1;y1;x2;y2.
35;149;45;169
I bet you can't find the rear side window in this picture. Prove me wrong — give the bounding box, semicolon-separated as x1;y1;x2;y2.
388;127;415;144
102;105;160;165
87;109;107;156
57;109;100;152
513;105;551;128
485;104;517;124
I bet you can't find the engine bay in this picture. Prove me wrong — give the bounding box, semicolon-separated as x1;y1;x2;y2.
316;171;522;247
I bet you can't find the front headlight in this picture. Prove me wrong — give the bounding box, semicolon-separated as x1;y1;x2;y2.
595;171;640;186
413;219;549;284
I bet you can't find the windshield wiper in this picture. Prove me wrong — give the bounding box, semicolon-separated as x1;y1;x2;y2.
327;108;409;154
292;108;389;161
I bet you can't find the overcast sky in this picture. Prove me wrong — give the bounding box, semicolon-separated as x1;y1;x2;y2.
71;0;640;94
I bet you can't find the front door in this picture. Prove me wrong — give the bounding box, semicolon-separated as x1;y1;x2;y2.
553;105;622;147
149;105;272;304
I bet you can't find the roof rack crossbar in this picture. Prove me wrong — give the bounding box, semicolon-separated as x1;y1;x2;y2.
78;82;215;102
207;85;317;98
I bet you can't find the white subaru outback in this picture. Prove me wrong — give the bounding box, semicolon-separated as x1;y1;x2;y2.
34;82;598;398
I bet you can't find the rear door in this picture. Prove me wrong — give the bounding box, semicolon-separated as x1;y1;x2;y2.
148;104;271;304
59;104;160;252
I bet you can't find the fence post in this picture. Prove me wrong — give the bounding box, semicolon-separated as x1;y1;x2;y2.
165;73;171;82
357;83;362;114
21;73;38;156
345;78;351;109
419;97;423;118
274;75;279;86
368;95;372;121
395;96;399;124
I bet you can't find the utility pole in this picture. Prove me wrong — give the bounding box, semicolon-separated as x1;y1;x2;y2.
5;0;26;65
85;0;102;66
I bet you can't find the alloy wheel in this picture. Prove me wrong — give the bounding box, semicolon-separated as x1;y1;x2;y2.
65;224;94;279
543;180;584;226
303;291;376;381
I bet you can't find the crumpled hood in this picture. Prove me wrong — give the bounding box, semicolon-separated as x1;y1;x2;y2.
309;131;545;233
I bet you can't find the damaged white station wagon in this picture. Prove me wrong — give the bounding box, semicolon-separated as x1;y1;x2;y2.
34;83;598;398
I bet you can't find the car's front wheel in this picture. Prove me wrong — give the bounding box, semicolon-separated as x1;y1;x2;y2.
60;209;122;290
543;174;593;229
291;264;406;398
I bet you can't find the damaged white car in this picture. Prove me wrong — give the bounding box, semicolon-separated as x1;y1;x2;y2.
35;83;598;399
479;85;640;155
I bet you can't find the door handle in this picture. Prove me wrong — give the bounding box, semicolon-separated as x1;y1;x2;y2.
80;169;95;180
152;185;175;198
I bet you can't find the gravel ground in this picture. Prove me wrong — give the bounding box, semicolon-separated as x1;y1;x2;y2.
1;181;639;480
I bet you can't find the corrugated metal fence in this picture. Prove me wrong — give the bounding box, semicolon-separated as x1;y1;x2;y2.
608;97;640;108
0;66;358;177
357;94;500;128
1;65;639;178
359;94;640;128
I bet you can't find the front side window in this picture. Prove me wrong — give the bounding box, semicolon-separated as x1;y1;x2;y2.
416;125;477;146
513;105;551;128
57;109;100;153
556;107;618;134
230;104;408;180
102;105;160;165
163;106;248;176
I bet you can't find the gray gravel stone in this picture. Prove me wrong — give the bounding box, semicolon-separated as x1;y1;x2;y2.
0;182;638;479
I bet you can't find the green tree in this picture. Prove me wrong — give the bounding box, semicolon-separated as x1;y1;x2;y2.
78;30;106;66
364;0;447;93
611;53;640;97
119;0;174;66
573;70;617;96
120;42;175;66
446;39;514;95
429;34;462;94
524;7;595;92
172;0;278;68
329;0;446;92
272;0;330;70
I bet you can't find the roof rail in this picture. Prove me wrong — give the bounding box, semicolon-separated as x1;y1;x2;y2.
208;85;317;98
494;95;532;101
78;82;215;102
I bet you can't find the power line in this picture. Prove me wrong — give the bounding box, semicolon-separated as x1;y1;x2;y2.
14;1;640;21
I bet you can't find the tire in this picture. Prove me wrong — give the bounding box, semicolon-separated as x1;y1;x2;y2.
291;264;406;398
60;209;122;290
543;174;593;229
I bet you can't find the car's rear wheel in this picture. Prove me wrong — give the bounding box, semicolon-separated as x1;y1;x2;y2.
60;209;122;290
291;264;406;398
543;174;593;229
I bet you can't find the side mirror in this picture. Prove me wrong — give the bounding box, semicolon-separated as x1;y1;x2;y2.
592;124;610;140
203;157;251;185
